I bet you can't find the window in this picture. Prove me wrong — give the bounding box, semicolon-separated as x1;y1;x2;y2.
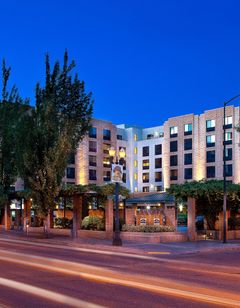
224;148;232;161
67;153;75;164
224;116;233;128
170;126;178;137
170;155;178;166
134;160;138;167
66;167;75;179
155;158;162;169
184;168;192;180
142;173;149;183
89;155;97;166
147;134;154;139
184;138;192;150
103;143;110;154
184;153;192;165
134;173;138;180
134;147;138;154
142;146;149;157
89;169;97;181
207;151;215;163
117;134;123;140
159;132;164;138
184;124;192;135
103;157;111;168
224;164;233;177
89;141;97;152
206;120;215;131
103;171;111;182
103;129;111;141
170;169;178;181
134;187;138;192
207;166;215;178
155;144;162;155
155;172;162;182
122;173;126;183
224;132;232;144
206;135;215;147
170;141;178;152
89;127;97;138
134;134;138;141
155;186;163;192
142;159;149;170
143;186;149;192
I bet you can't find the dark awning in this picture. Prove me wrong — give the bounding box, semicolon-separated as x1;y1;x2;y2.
126;192;175;204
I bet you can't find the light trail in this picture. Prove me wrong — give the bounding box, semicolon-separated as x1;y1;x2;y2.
0;249;239;307
0;277;105;308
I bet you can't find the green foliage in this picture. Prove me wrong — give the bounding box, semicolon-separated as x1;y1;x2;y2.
54;217;72;229
0;60;29;207
122;224;175;232
17;51;93;216
167;180;240;230
81;216;105;231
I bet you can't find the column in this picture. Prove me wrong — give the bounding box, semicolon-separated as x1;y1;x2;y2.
23;199;31;231
105;197;113;238
4;203;11;231
187;197;196;241
72;194;83;239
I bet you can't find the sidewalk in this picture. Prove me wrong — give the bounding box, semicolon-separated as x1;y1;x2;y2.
1;229;240;256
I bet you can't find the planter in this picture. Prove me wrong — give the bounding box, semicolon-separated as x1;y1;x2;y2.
120;231;188;243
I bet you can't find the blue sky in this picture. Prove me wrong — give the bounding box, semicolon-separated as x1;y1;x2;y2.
0;0;240;127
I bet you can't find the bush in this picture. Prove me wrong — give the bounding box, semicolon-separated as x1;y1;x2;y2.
121;224;175;232
81;216;105;231
54;217;72;229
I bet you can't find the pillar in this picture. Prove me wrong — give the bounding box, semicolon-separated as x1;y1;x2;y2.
125;205;136;225
47;210;54;229
4;203;11;231
105;197;113;238
218;211;230;240
23;199;31;231
164;204;176;227
187;197;196;241
72;194;83;239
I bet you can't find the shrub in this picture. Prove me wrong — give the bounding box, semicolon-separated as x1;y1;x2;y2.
81;216;105;231
228;216;240;230
54;217;72;229
121;224;175;232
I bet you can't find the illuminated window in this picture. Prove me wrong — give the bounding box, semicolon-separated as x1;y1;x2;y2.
134;160;138;167
134;187;138;192
134;147;138;154
134;134;138;141
142;159;150;170
134;173;138;180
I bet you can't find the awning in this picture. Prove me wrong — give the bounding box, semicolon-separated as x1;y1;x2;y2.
126;192;175;205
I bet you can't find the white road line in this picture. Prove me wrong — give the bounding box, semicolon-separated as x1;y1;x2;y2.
0;250;239;307
0;237;158;261
0;277;104;308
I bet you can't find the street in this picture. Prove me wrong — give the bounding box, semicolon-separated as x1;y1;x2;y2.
0;235;239;307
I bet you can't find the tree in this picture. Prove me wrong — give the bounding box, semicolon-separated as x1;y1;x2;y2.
0;60;28;208
17;51;93;230
167;180;240;230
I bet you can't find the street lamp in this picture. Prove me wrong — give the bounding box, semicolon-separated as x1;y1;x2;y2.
223;94;240;243
109;146;126;246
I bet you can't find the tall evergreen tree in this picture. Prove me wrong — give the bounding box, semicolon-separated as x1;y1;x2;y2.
0;60;28;207
17;51;93;225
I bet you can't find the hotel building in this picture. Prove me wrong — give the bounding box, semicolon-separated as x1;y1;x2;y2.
63;105;240;192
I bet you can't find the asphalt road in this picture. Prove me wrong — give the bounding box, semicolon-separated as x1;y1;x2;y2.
0;236;239;307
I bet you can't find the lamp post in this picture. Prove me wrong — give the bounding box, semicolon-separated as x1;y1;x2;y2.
109;146;126;246
223;94;240;243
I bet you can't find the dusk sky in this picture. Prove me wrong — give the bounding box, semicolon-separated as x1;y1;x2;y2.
0;0;240;127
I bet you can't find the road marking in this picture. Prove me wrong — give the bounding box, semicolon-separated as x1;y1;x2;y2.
0;277;104;308
0;237;158;261
147;252;170;255
0;249;239;307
